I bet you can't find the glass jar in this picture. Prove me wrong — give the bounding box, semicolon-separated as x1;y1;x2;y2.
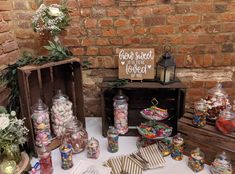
113;89;128;135
188;148;205;173
216;107;235;134
87;137;100;159
158;137;173;157
64;119;88;154
31;99;51;147
171;133;184;161
193;99;207;127
37;145;53;174
210;152;233;174
107;127;119;153
51;90;74;137
60;143;73;170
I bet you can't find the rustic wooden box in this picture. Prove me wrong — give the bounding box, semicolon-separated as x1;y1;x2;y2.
17;58;85;155
101;77;186;137
179;112;235;167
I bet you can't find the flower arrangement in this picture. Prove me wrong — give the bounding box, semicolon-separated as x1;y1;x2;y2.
0;108;29;149
32;3;70;36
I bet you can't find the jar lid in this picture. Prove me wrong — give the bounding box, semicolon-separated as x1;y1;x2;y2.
31;99;48;112
66;118;83;132
173;133;184;145
219;106;235;120
53;90;68;101
88;137;99;147
191;148;205;159
113;89;127;101
208;83;228;98
107;127;119;135
214;151;231;165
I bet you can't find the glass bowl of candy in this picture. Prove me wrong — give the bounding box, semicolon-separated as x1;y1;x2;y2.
140;106;169;121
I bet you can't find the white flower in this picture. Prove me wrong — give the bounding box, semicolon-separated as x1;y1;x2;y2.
10;111;16;116
48;6;63;17
0;116;10;130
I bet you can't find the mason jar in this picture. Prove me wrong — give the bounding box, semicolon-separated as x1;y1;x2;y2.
188;148;205;173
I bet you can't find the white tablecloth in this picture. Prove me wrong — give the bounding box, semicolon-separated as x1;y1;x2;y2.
31;117;211;174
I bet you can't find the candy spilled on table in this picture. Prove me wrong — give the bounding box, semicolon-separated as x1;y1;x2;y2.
87;137;100;159
107;127;119;153
113;89;128;135
37;145;53;174
31;99;52;146
60;143;73;170
188;148;205;173
171;133;184;161
193;99;207;128
210;152;233;174
158;137;173;157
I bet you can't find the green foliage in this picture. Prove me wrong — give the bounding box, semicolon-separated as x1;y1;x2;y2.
108;79;129;89
82;61;92;70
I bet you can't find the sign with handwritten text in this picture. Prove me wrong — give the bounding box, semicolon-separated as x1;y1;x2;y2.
118;48;155;80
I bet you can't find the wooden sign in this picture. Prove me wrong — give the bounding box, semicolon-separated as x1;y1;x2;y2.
118;48;155;80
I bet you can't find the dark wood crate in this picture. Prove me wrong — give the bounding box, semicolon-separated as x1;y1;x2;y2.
17;58;85;155
179;112;235;167
101;77;186;137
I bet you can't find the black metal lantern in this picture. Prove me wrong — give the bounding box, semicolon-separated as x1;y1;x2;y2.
156;46;176;85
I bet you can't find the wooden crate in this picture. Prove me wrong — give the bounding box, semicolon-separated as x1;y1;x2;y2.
179;112;235;167
101;77;186;137
17;58;85;155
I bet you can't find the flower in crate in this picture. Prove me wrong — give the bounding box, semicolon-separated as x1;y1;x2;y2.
32;3;70;36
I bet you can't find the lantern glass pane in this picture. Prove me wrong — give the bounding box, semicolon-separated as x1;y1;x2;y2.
168;66;175;81
157;65;165;82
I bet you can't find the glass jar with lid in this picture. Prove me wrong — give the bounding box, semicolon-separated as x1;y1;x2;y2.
37;145;53;174
193;99;207;127
171;133;184;161
188;148;205;173
31;99;51;146
87;137;100;159
216;107;235;134
113;89;128;135
107;127;119;153
51;90;74;137
210;152;233;174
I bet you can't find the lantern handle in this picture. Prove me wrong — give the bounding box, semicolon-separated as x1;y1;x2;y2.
151;98;158;106
164;45;171;53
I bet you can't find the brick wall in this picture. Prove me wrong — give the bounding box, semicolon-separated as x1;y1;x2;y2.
5;0;235;116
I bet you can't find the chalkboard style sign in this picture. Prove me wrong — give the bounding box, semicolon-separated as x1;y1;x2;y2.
118;48;155;80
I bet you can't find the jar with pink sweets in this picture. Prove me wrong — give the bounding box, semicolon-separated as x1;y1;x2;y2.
113;89;128;135
87;137;100;159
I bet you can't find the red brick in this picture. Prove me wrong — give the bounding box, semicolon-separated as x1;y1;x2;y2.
192;25;205;33
191;3;213;13
124;7;135;17
123;37;140;45
198;35;214;44
223;23;235;32
71;47;85;55
67;27;83;36
97;0;114;6
81;38;95;46
130;18;142;26
214;34;230;43
140;37;158;44
222;81;233;88
0;12;12;21
62;38;80;47
191;81;204;88
102;28;116;36
167;15;182;24
174;55;185;67
13;1;29;10
99;19;113;27
109;37;122;45
221;13;235;22
175;5;190;14
193;56;203;67
179;25;191;33
203;14;218;22
150;26;174;35
84;19;97;28
18;21;31;29
136;7;152;16
143;16;165;27
183;35;198;44
99;47;113;55
114;19;129;27
207;24;221;33
79;0;96;7
0;1;12;11
0;22;9;33
182;15;200;24
203;54;213;67
187;88;205;101
87;47;98;55
80;8;91;17
206;45;220;54
135;27;147;35
170;36;183;45
96;38;109;45
178;46;193;54
205;81;217;88
107;8;121;17
117;28;134;36
2;41;18;53
213;54;224;67
215;4;227;13
223;54;232;66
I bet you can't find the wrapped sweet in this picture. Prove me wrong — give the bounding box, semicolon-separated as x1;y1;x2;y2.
171;133;184;161
87;137;100;159
107;127;119;153
193;99;207;127
31;99;52;146
216;107;235;134
158;137;173;157
205;83;230;121
210;152;233;174
51;90;75;137
113;89;128;135
37;145;53;174
188;148;205;173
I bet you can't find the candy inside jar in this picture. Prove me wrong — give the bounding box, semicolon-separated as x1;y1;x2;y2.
171;133;184;161
210;151;233;174
60;143;73;170
188;148;205;173
37;145;53;174
158;137;173;157
107;127;119;153
87;137;100;159
31;99;52;147
193;99;207;127
216;107;235;134
113;89;128;135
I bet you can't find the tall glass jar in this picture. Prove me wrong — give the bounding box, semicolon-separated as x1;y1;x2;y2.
107;127;119;153
31;99;51;147
113;89;128;135
37;145;53;174
87;137;100;159
64;119;88;154
193;99;207;127
188;148;205;173
171;133;184;161
210;152;233;174
60;143;73;170
51;90;74;137
216;107;235;134
158;137;173;157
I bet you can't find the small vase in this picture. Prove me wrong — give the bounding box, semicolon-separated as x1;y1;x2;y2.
3;144;21;164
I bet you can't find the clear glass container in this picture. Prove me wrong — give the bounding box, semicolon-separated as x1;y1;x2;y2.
59;143;73;170
31;99;51;146
158;137;173;157
64;119;88;154
113;89;128;135
87;137;100;159
51;90;74;137
210;152;233;174
216;107;235;134
193;99;207;127
37;145;53;174
107;127;119;153
171;133;184;161
188;148;205;173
